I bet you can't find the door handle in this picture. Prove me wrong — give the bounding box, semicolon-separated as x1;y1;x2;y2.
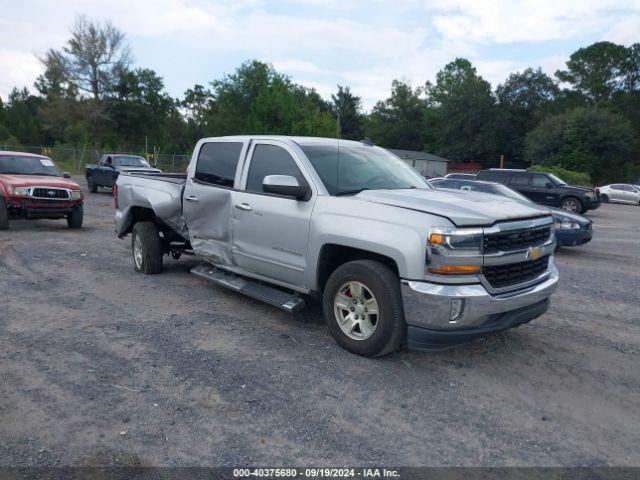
185;196;199;202
235;203;252;211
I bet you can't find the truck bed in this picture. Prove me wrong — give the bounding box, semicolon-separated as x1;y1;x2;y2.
115;172;188;238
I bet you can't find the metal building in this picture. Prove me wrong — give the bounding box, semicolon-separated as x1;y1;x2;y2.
387;149;450;178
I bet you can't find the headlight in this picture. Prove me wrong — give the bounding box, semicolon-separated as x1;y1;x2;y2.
8;186;30;196
428;227;483;255
585;192;596;200
68;189;82;200
554;221;581;230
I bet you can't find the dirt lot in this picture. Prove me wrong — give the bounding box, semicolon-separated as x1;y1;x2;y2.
1;179;639;468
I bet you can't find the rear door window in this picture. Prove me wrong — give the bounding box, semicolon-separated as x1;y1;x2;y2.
195;142;244;188
531;174;549;187
510;174;531;187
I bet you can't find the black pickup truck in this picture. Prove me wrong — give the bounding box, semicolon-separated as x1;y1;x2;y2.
476;169;600;214
85;154;161;193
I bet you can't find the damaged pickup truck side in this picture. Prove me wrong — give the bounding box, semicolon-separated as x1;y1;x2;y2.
114;136;559;357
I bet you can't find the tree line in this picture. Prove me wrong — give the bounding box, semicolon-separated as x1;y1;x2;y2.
0;15;639;184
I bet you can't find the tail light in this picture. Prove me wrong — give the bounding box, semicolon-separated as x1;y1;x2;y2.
113;183;118;209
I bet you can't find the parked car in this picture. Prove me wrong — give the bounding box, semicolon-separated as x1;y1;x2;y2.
444;173;476;180
598;184;640;205
475;168;600;214
0;151;83;230
114;136;558;357
429;178;593;248
85;154;161;192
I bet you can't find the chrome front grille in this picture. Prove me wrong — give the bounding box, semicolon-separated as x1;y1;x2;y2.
483;226;551;254
30;187;70;200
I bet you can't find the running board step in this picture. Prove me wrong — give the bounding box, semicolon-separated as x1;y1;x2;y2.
191;264;306;313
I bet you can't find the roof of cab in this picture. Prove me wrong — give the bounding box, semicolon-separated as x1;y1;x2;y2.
0;151;49;159
197;135;369;148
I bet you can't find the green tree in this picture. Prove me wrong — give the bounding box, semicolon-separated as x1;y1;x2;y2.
496;68;559;162
525;107;637;183
556;41;628;102
108;68;179;150
3;88;44;145
365;80;425;150
39;15;131;146
426;58;497;164
331;86;364;140
200;60;335;138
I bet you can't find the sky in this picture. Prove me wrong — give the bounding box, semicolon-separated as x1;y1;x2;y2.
1;0;639;110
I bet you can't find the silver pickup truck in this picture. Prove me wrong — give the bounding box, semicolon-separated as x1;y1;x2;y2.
114;136;559;357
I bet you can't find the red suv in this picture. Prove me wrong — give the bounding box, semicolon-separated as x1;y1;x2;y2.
0;151;84;230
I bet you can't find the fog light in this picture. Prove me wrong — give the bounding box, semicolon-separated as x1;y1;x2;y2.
450;299;464;323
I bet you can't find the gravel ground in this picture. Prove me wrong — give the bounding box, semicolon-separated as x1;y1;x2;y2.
1;179;639;468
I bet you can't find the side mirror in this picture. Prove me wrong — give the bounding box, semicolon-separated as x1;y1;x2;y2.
546;182;554;188
62;172;71;178
263;175;309;199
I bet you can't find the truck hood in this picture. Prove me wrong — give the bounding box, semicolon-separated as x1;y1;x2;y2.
116;166;162;173
355;188;550;227
0;174;80;189
564;185;596;193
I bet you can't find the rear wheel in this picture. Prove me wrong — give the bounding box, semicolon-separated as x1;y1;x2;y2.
323;260;405;357
132;221;163;274
0;197;9;231
560;196;582;213
87;176;97;193
66;206;83;228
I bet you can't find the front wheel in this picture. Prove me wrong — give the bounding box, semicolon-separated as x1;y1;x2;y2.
132;221;163;274
0;197;9;231
600;194;609;203
323;260;405;357
560;196;582;213
67;206;83;228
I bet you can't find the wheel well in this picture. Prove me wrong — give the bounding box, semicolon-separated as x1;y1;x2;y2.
317;244;399;293
121;207;162;237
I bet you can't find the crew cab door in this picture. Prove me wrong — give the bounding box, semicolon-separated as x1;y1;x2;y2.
94;156;114;187
231;140;315;288
182;140;247;266
529;173;559;205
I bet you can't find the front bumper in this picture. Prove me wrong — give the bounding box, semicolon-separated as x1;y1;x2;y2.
401;263;559;350
556;226;593;247
6;198;83;219
583;197;601;210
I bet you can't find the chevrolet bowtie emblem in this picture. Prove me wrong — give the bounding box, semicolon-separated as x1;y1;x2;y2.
526;246;543;261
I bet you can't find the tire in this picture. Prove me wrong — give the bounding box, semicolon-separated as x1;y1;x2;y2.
0;197;9;231
322;260;405;357
600;194;609;203
132;221;163;274
67;206;83;229
560;196;582;213
87;176;97;193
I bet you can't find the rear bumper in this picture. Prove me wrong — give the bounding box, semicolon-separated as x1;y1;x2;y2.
401;263;559;350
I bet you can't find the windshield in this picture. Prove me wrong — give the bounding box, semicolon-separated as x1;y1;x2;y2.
113;156;149;167
548;173;567;186
0;155;61;176
299;143;429;195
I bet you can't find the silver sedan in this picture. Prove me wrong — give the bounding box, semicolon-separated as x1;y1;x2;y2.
598;184;640;205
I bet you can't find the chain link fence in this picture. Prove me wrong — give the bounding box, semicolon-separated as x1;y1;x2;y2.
0;144;191;174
